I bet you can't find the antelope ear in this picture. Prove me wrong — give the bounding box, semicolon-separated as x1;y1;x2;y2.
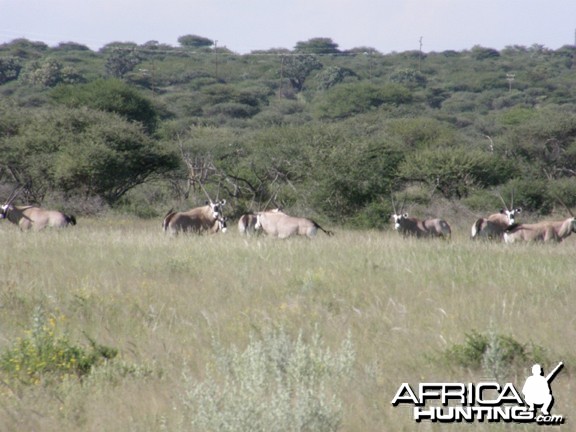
220;199;226;206
205;200;210;205
499;209;506;214
515;208;522;213
403;213;409;218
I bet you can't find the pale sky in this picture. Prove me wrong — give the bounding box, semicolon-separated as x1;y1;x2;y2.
0;0;575;54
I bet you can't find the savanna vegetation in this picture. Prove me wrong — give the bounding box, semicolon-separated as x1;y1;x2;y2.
0;222;574;431
1;37;576;223
1;36;575;431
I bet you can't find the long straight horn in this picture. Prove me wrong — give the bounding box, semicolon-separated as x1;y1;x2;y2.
263;186;279;211
497;192;509;211
5;186;23;206
198;181;213;204
400;194;407;214
555;195;574;218
510;189;515;210
391;193;397;215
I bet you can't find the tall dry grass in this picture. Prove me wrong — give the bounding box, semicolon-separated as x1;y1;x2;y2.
0;217;574;431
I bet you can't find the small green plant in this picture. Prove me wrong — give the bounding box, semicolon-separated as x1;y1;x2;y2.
0;307;117;384
444;330;548;379
181;327;355;432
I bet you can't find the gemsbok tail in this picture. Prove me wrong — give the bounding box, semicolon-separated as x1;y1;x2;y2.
313;221;334;236
238;214;249;234
162;208;175;232
66;214;77;226
471;218;483;238
439;220;451;237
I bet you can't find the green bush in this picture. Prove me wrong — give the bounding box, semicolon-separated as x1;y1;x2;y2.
2;106;179;205
399;148;516;199
461;190;509;212
501;179;552;214
0;308;117;384
314;82;412;119
444;330;548;380
50;78;159;133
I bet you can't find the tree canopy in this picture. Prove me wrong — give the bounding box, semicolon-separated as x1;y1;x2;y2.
1;36;575;222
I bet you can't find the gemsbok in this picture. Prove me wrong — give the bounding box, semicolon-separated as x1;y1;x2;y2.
254;209;333;239
0;188;76;231
238;208;284;235
391;196;451;238
504;218;576;243
392;213;452;238
471;194;521;240
504;197;576;243
162;199;227;235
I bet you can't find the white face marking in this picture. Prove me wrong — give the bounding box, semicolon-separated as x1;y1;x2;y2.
392;214;403;230
254;215;262;230
504;208;522;225
504;210;515;225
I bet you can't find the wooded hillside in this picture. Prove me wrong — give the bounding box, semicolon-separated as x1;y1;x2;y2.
1;37;575;226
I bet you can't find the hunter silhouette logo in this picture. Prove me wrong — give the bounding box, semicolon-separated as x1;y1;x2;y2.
522;362;563;417
391;362;565;425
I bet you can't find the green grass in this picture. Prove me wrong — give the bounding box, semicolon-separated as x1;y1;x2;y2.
0;218;574;431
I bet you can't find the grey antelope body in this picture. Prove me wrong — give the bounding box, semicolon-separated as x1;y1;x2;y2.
504;217;576;243
162;200;226;235
471;209;522;240
392;214;452;238
471;193;521;240
0;204;76;231
254;210;333;239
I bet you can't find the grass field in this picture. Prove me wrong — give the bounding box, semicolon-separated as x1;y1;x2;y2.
0;217;574;431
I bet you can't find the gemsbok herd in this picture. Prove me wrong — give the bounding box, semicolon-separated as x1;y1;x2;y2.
1;185;575;243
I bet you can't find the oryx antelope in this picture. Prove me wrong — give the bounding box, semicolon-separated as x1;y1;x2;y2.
504;217;576;243
254;209;333;239
471;194;521;240
391;195;451;238
162;199;227;235
238;208;284;235
392;213;452;238
0;188;76;231
504;197;576;243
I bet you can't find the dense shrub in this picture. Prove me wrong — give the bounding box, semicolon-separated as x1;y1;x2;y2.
399;148;517;198
0;308;117;384
443;330;547;381
2;107;178;204
50;78;159;133
181;328;354;432
314;82;412;119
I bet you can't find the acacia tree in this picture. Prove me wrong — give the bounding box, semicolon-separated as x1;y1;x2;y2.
1;107;178;204
50;79;159;133
104;46;142;78
0;57;22;84
281;54;322;92
177;34;213;49
294;38;340;54
19;59;84;87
